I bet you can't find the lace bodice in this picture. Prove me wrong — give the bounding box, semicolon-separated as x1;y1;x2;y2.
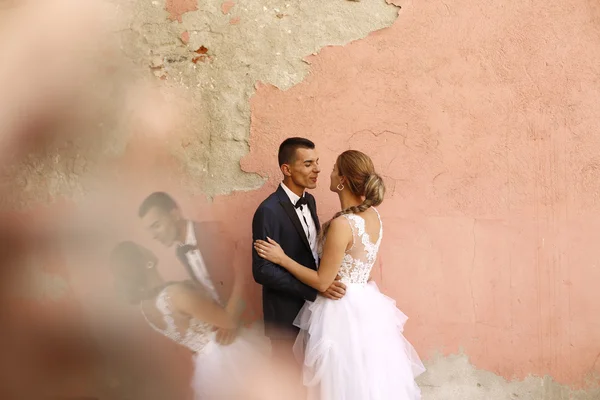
141;287;213;353
330;207;383;285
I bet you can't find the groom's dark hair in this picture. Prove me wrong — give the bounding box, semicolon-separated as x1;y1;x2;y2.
278;137;315;166
138;191;179;217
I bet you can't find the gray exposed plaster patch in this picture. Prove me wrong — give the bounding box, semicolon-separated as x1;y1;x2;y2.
119;0;400;196
420;353;599;400
0;117;131;209
0;0;400;210
0;42;139;209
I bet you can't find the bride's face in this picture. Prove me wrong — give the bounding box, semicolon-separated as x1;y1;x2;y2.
329;162;343;192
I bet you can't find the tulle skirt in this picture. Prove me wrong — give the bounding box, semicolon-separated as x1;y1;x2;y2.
191;323;271;399
293;281;425;400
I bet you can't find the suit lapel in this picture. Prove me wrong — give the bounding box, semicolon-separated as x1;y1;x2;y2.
276;186;312;252
192;222;217;289
280;200;312;252
176;246;199;284
307;194;320;233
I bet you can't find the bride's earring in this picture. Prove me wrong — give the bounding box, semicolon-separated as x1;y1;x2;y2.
337;183;344;191
146;261;155;269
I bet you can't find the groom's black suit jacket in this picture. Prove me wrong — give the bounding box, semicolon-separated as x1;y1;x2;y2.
174;221;235;305
252;185;320;339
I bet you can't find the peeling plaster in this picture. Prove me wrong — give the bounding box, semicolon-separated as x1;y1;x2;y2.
120;0;400;197
4;0;600;395
165;0;197;22
421;353;600;400
221;1;234;15
0;1;399;207
238;0;600;389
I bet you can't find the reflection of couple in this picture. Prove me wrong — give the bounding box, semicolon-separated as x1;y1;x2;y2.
110;193;270;399
252;138;425;399
110;137;425;399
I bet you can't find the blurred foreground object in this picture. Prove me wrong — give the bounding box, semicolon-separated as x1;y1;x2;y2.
0;0;295;398
0;0;122;160
0;0;185;398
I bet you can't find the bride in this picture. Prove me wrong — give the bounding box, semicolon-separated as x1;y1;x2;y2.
110;241;271;399
255;150;426;400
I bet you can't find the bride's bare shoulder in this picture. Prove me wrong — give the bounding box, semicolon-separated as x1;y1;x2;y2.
163;281;200;303
328;215;353;234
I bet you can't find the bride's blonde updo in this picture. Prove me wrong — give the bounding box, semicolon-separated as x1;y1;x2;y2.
320;150;386;239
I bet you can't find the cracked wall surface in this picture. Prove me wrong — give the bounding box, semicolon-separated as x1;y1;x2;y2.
3;0;600;397
234;0;600;391
120;0;400;196
420;354;600;400
0;0;400;207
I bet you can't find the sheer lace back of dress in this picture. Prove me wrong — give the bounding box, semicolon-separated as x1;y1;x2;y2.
337;207;383;284
141;288;212;353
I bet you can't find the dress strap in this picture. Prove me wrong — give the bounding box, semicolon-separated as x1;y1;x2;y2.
372;207;383;244
341;213;359;251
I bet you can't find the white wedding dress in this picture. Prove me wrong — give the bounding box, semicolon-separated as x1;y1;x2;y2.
293;208;425;400
142;287;271;399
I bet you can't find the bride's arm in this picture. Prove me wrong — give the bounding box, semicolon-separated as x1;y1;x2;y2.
256;218;352;292
168;284;237;329
225;263;245;319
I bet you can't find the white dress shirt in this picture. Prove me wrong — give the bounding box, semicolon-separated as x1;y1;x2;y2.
280;182;319;265
178;220;221;304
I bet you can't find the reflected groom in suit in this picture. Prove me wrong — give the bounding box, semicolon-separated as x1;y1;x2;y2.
138;192;243;345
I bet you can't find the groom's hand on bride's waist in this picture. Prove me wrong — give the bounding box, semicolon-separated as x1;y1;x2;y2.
319;276;346;300
213;327;238;346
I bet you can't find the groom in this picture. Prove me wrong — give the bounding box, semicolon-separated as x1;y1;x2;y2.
252;137;346;365
138;191;242;345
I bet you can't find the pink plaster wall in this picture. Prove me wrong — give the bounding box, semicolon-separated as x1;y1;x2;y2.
11;0;600;392
81;0;599;388
235;0;600;388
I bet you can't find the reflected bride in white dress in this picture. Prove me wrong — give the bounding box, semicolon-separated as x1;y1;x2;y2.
110;241;271;399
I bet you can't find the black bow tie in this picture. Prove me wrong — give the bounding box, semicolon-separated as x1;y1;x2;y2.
179;244;197;254
295;197;308;209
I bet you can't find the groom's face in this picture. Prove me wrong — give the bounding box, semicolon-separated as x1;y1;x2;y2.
287;147;320;190
141;206;180;247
